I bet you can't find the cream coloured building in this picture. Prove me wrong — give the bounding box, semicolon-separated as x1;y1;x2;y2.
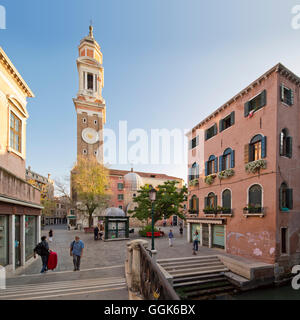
0;47;42;273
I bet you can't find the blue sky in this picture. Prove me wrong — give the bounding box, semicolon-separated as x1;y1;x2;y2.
1;0;300;183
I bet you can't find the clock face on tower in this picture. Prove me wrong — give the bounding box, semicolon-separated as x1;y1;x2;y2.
82;127;99;144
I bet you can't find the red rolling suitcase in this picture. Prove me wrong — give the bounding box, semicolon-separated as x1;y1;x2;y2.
47;251;57;270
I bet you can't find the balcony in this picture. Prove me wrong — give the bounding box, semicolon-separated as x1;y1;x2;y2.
203;207;233;217
243;206;264;218
0;166;41;206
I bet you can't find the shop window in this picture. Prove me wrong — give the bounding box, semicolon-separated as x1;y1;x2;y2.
10;111;22;153
25;216;37;261
279;182;293;210
245;134;266;163
219;112;235;132
205;155;218;175
0;215;9;267
280;129;292;158
205;123;217;141
280;84;294;106
244;90;267;117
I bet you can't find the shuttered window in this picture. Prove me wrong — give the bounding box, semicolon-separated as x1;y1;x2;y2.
280;84;294;106
222;189;231;209
280;183;293;210
189;136;199;150
206;155;218;175
244;90;267;117
248;135;266;162
205;123;217;140
249;184;262;207
219;112;235;132
205;193;217;209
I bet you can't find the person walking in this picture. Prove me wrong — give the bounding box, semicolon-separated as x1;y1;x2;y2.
168;229;174;247
94;225;99;240
193;231;199;252
70;236;84;271
179;225;183;236
49;229;53;242
34;236;50;273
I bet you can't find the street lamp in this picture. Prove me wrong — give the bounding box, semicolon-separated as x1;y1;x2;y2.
149;188;157;251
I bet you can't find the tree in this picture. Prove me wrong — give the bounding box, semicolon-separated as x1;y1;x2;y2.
128;180;188;225
72;156;111;228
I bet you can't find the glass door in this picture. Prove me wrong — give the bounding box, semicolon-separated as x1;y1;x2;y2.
15;216;21;268
0;216;9;266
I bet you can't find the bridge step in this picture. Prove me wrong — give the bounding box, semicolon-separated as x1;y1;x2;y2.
159;257;220;267
173;272;224;283
157;255;219;264
171;266;229;278
173;276;226;288
164;261;224;272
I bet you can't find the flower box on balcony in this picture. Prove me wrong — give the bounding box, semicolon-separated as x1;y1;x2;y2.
243;206;264;217
245;159;267;174
188;209;199;215
189;179;199;187
204;174;216;185
218;169;235;180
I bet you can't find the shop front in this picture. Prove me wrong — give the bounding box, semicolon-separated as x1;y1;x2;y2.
25;216;37;261
187;217;226;250
0;215;9;267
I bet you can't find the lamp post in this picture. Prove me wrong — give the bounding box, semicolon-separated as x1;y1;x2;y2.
149;188;157;251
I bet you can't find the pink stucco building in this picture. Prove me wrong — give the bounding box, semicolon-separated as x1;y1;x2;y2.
186;63;300;274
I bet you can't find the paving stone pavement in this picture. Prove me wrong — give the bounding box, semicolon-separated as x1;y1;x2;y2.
1;224;226;300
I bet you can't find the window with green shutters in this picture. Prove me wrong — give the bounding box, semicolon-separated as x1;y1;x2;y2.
189;195;199;214
244;90;267;117
280;84;294;106
118;183;124;190
219;112;235;132
118;194;124;201
205;123;217;140
189;136;199;149
279;182;293;210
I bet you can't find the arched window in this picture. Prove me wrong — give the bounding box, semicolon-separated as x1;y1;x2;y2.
189;195;199;213
222;189;231;210
280;129;292;158
205;192;217;209
219;148;235;171
190;162;199;180
279;182;293;210
248;134;266;162
248;184;262;208
205;155;217;175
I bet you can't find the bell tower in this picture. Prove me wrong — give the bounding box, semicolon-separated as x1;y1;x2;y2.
73;25;106;164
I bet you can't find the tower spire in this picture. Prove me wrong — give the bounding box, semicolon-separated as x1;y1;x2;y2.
89;22;94;38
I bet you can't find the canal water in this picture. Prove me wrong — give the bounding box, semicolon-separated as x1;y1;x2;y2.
226;284;300;300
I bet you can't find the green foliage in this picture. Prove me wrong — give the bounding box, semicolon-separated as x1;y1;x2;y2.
128;180;188;225
138;225;159;237
204;174;216;185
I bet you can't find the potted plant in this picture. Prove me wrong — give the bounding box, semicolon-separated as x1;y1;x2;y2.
245;159;267;174
218;169;235;180
189;179;199;187
203;206;217;214
243;204;262;213
204;174;216;185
